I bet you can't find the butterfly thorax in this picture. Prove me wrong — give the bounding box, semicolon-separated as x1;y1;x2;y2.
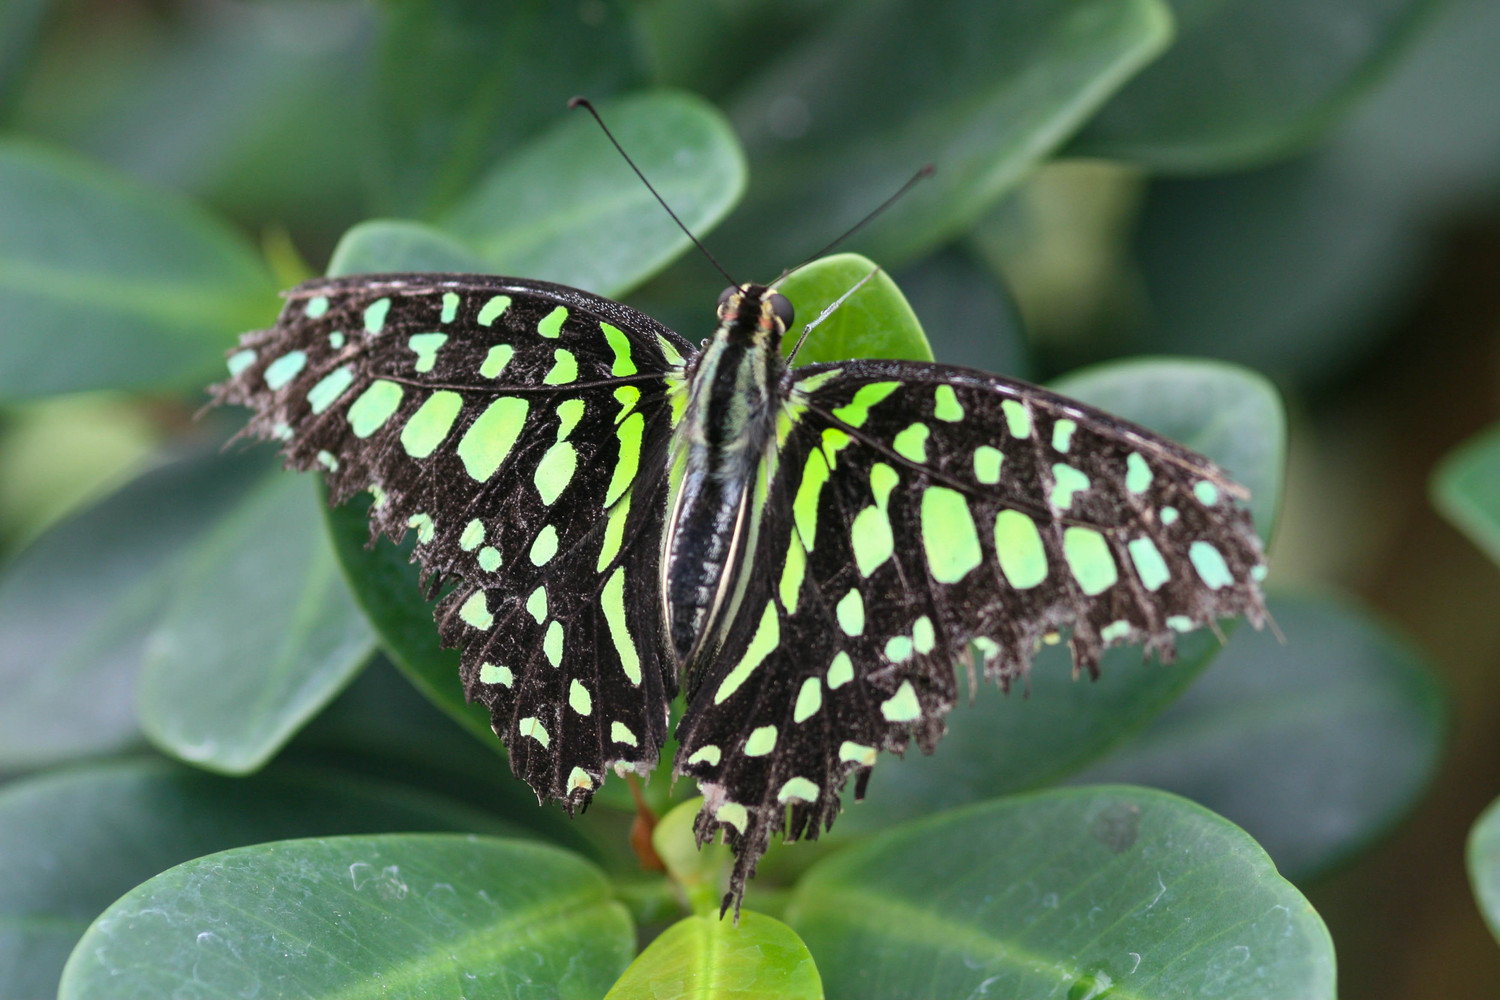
662;285;789;670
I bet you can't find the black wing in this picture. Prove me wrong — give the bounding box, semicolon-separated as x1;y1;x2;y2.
213;273;695;808
675;359;1268;908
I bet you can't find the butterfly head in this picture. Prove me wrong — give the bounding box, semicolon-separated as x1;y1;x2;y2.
716;283;795;350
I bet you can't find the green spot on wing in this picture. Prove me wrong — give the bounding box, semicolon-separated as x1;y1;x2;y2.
347;380;403;438
363;297;390;334
1128;536;1171;591
407;332;448;373
921;487;981;583
602;569;641;686
933;384;964;422
1063;527;1118;596
306;366;354;414
480;343;514;379
601;322;636;376
400;390;462;458
457;397;528;481
543;348;578;385
892;423;929;462
263;351;306;390
994;510;1047;589
538;305;568;339
534;442;578;505
830;381;899;427
881;681;921;723
477;295;511;326
227;349;256;376
715;602;779;704
1001;399;1031;438
1189;540;1233;589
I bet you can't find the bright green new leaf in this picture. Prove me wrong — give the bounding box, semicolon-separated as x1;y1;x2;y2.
789;787;1336;1000
446;90;746;299
0;447;269;770
721;0;1172;271
139;473;376;774
606;912;822;1000
59;834;633;1000
1076;591;1446;882
0;142;277;398
0;759;522;1000
777;253;933;366
1432;421;1500;569
1073;0;1440;170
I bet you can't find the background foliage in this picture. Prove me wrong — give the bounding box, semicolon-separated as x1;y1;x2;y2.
2;0;1499;997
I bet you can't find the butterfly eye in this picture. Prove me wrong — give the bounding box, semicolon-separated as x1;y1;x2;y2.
769;293;795;330
717;286;737;313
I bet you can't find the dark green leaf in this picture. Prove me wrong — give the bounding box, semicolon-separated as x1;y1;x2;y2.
139;473;376;775
0;758;521;1000
0;141;277;399
0;0;51;119
369;0;644;217
1432;422;1500;569
1072;0;1439;170
1075;591;1446;882
837;360;1285;831
0;447;270;770
445;90;746;298
777;253;933;365
606;912;822;1000
893;246;1032;378
721;0;1172;270
59;833;633;1000
1469;795;1500;945
327;219;493;277
788;787;1335;1000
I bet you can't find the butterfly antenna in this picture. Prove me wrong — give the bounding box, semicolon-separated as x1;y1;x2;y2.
570;96;739;288
775;164;935;284
786;264;883;364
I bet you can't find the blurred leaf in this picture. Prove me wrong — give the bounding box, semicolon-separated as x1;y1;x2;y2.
606;912;822;1000
0;447;269;771
838;359;1285;833
445;90;746;297
139;474;376;775
1121;0;1500;385
1075;591;1446;882
327;219;493;276
892;245;1032;378
0;0;52;119
721;0;1172;271
652;797;728;914
0;141;277;399
0;758;519;1000
1469;795;1500;946
370;0;644;217
777;253;933;365
1072;0;1439;170
1432;422;1500;569
788;787;1336;1000
15;2;372;257
59;833;634;1000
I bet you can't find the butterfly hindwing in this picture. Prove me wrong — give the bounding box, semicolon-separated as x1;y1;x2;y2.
676;358;1268;905
212;273;691;805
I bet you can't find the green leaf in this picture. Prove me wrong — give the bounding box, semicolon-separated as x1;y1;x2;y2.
1075;591;1446;882
1469;795;1500;946
369;0;644;217
138;473;376;775
893;246;1033;378
0;758;523;1000
721;0;1172;270
327;219;493;277
444;90;746;298
59;834;634;1000
606;912;823;1000
777;253;933;366
0;0;51;118
1432;422;1500;569
0;447;270;770
0;141;277;399
323;492;494;744
836;359;1285;832
1072;0;1439;170
653;797;730;915
788;787;1336;1000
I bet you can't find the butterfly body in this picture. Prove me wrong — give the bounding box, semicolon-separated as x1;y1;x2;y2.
214;270;1268;911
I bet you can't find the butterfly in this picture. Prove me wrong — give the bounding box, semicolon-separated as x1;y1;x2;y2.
212;268;1268;913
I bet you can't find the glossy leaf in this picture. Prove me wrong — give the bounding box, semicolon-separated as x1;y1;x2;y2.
326;219;493;277
0;447;270;770
59;834;634;1000
369;0;643;217
1432;422;1500;569
445;90;746;298
1073;0;1439;170
837;359;1285;833
606;912;822;1000
777;253;933;365
139;473;376;774
0;141;277;398
1075;591;1446;882
720;0;1172;270
0;759;521;1000
788;787;1336;1000
1469;795;1500;945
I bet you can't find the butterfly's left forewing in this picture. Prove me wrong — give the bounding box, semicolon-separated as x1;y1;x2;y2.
213;273;690;807
675;359;1268;907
